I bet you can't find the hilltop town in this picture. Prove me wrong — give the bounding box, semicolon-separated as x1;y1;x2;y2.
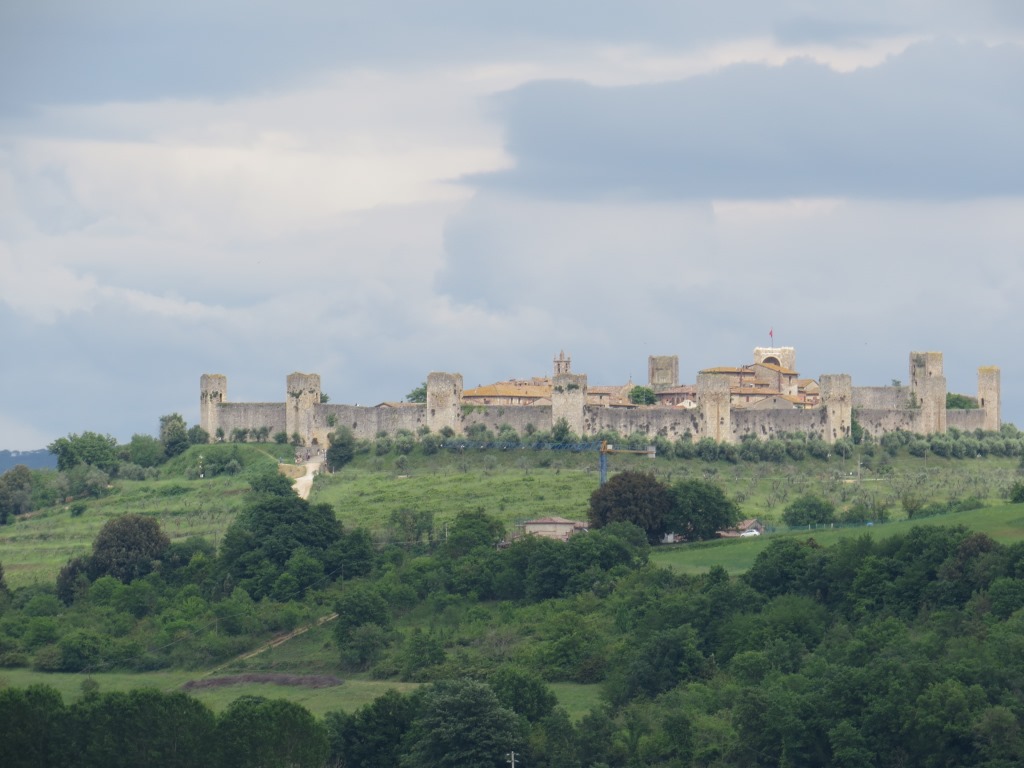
200;346;1000;448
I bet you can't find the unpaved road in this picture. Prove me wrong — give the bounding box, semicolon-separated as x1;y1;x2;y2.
292;458;323;500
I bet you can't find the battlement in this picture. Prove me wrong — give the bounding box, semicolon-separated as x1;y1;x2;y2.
199;347;1000;446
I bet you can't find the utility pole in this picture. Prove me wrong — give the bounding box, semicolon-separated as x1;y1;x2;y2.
507;751;518;768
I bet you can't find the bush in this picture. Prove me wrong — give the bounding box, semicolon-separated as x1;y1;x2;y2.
782;495;836;527
1010;481;1024;504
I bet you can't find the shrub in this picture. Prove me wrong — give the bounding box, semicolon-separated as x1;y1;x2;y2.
782;495;836;527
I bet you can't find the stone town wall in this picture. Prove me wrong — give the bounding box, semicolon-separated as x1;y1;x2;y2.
214;403;287;437
946;409;989;433
461;405;552;436
309;404;427;445
853;386;910;410
731;408;830;441
586;407;701;439
855;409;925;438
201;350;1003;449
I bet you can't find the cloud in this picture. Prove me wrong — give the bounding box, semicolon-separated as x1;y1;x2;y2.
4;1;1019;114
473;40;1024;200
434;190;1023;410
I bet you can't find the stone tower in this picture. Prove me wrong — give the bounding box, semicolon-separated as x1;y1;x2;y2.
978;366;1001;432
200;374;227;437
552;372;587;438
648;355;679;391
286;372;321;445
909;352;947;435
426;372;463;434
553;351;572;376
697;373;732;443
819;374;852;443
754;346;796;371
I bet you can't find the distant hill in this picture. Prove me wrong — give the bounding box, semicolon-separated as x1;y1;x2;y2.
0;449;57;473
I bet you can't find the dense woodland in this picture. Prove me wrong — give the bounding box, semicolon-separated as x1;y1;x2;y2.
2;419;1024;766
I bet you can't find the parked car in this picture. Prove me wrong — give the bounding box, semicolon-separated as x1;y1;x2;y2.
740;529;761;537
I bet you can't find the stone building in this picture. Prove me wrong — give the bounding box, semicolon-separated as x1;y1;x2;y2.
199;347;1000;447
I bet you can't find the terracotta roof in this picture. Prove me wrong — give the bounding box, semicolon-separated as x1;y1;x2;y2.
755;362;798;375
463;383;552;398
524;516;580;525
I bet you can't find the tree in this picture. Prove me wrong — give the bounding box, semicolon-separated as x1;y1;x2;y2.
247;466;296;497
159;414;190;457
399;679;526;768
946;393;979;409
444;508;505;557
406;382;427;403
333;582;392;645
628;386;657;405
0;684;69;768
187;425;209;445
220;491;342;599
666;479;741;541
125;434;165;468
326;427;355;470
783;495;836;527
589;471;673;543
67;688;215;768
488;665;558;722
0;464;33;524
1011;481;1024;504
326;689;418;768
88;514;170;583
215;696;328;768
48;432;119;473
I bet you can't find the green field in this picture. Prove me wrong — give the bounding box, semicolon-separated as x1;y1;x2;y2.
650;500;1024;574
4;442;1022;588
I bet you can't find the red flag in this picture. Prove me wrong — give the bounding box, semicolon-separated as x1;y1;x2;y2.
769;327;774;342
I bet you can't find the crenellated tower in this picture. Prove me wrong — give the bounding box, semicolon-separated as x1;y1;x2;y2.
978;366;1001;432
426;372;463;434
552;372;587;437
200;374;227;437
648;355;679;391
697;373;732;443
820;374;852;442
286;372;321;445
909;352;947;435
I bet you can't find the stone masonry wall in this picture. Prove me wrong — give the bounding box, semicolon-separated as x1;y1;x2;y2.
214;403;287;438
853;386;911;410
731;408;830;441
586;407;701;439
947;409;988;433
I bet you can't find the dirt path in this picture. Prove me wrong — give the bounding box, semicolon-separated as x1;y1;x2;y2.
188;611;339;684
292;457;323;500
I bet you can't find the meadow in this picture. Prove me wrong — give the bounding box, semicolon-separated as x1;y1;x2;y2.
3;438;1021;588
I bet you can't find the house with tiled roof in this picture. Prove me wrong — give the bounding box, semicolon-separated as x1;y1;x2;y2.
520;516;589;541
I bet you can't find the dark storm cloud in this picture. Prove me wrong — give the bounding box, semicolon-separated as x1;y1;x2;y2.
7;1;1017;115
472;40;1024;200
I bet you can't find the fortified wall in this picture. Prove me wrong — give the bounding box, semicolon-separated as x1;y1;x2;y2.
200;349;1000;447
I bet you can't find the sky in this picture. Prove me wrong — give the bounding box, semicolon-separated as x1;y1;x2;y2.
2;1;1023;449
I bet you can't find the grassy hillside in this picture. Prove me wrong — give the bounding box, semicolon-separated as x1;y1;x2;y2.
3;438;1022;588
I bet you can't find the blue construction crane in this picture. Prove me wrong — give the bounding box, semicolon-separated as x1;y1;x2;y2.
598;440;657;484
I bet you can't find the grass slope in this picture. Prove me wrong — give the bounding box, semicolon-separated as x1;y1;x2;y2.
4;442;1023;587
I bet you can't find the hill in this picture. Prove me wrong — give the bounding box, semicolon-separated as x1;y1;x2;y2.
0;449;56;473
3;434;1024;767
